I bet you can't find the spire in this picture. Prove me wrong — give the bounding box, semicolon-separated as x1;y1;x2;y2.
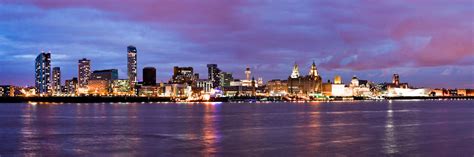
309;61;319;77
290;62;300;78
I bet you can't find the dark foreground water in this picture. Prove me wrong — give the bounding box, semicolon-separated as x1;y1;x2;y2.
0;100;473;156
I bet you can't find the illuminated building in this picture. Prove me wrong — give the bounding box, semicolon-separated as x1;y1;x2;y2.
322;80;332;96
241;67;254;87
197;79;213;93
35;52;51;95
350;76;359;87
52;67;61;95
392;74;400;86
171;66;196;84
287;62;323;95
87;80;109;95
207;64;221;88
245;67;251;81
334;75;342;84
143;67;156;86
112;79;130;96
127;45;138;93
219;72;233;87
78;58;91;88
138;86;159;97
65;77;78;95
266;79;288;96
290;63;300;78
0;85;14;97
91;69;118;81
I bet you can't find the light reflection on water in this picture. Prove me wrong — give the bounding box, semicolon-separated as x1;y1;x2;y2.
0;100;472;156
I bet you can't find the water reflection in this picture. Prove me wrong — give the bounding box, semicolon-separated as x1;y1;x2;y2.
202;103;221;156
384;103;398;154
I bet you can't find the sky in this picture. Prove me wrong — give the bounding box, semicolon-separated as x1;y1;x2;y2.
0;0;473;88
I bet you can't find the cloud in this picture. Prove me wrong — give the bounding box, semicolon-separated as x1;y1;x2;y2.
0;0;472;88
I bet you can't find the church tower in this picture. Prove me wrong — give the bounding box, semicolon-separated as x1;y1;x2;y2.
290;63;300;78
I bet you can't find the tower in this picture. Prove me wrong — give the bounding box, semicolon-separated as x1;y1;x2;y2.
392;74;400;86
309;61;319;77
245;67;251;81
35;52;51;95
143;67;156;86
78;58;91;88
290;63;300;78
127;45;138;93
52;67;61;95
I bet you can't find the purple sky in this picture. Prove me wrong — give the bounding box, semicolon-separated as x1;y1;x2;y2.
0;0;473;88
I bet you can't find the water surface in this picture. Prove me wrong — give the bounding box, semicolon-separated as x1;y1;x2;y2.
0;100;473;156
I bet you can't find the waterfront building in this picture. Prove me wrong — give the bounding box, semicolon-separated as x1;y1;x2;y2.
52;67;61;95
287;62;323;96
266;79;288;96
0;85;14;97
112;79;131;96
87;80;109;95
219;72;233;87
127;45;138;94
196;79;213;93
138;86;159;97
392;74;400;86
143;67;156;86
171;66;196;84
241;67;254;87
65;77;78;95
322;80;332;96
35;52;51;95
91;69;118;81
207;64;221;88
78;58;91;88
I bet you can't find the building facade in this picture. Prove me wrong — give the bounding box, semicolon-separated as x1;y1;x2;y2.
127;45;138;93
287;62;323;95
207;64;221;88
52;67;61;95
65;77;78;95
171;66;196;84
143;67;156;86
78;58;91;88
35;52;51;95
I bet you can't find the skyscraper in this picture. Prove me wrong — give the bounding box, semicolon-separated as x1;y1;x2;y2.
35;52;51;95
143;67;156;86
207;64;221;88
52;67;61;95
127;45;138;93
78;58;91;88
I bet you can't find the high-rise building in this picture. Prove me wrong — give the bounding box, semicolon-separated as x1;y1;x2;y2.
35;52;51;95
143;67;156;86
392;74;400;86
207;64;221;88
219;72;233;87
78;58;91;88
52;67;61;95
127;45;138;92
171;66;196;84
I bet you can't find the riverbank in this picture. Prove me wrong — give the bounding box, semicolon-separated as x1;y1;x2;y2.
0;96;473;103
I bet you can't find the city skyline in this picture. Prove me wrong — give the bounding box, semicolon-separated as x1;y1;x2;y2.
0;0;473;88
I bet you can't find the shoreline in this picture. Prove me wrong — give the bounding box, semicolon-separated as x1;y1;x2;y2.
0;96;473;103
